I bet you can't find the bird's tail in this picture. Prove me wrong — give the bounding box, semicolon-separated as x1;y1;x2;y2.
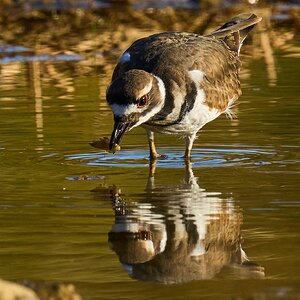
205;13;262;55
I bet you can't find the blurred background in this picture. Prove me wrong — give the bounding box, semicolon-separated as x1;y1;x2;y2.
0;1;299;300
0;0;299;85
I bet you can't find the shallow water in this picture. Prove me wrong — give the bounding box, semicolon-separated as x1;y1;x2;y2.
0;6;300;300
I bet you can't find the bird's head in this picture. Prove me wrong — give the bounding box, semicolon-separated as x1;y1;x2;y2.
106;69;165;150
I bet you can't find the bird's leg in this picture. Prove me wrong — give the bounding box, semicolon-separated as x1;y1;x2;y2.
185;133;196;162
146;130;159;160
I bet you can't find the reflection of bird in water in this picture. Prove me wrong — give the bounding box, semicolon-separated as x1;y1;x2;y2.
94;162;265;284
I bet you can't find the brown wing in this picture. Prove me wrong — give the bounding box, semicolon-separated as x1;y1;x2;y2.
190;39;242;111
149;34;242;112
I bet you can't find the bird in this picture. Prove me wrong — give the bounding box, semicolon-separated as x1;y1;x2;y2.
106;13;261;161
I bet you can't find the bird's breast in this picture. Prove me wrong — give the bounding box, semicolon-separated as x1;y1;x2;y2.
144;83;221;135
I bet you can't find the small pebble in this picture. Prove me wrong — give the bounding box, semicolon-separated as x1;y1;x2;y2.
90;137;121;152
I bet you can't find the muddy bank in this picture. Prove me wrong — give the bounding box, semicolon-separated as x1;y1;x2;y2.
0;279;82;300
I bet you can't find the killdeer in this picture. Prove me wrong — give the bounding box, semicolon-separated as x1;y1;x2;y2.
106;13;261;160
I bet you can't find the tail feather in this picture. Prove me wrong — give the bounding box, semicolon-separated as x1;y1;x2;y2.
205;13;262;54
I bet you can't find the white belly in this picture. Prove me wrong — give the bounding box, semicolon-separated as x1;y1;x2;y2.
143;98;222;135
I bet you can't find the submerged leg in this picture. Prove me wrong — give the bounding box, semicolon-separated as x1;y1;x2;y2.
185;133;196;161
146;130;159;160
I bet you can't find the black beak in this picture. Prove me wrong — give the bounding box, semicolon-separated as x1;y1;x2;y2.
109;120;132;151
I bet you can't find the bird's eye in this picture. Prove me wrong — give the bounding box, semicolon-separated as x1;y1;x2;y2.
137;94;149;108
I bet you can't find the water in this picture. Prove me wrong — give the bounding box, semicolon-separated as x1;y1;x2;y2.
0;5;300;300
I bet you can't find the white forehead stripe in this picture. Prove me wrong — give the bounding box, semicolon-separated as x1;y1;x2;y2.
119;52;131;63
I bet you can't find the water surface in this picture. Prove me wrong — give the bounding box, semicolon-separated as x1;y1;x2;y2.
0;5;299;300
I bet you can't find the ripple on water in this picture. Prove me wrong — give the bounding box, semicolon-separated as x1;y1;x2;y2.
65;145;279;169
